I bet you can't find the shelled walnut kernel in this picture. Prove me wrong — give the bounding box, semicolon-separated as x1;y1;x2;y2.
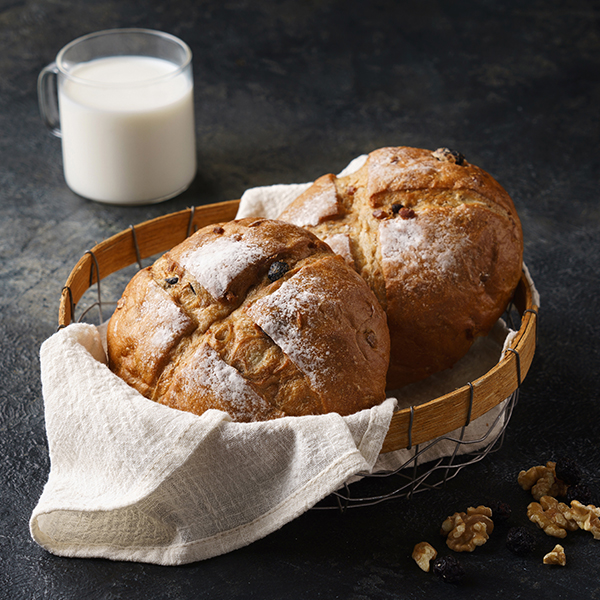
543;544;566;566
527;496;578;538
441;506;494;552
563;501;600;540
518;462;568;501
412;542;437;572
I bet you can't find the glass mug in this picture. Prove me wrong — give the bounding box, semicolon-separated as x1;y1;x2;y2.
38;29;197;205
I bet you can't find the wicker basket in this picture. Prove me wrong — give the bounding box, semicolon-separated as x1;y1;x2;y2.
59;201;538;460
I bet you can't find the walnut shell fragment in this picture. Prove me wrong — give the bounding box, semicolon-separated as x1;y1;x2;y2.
441;506;494;552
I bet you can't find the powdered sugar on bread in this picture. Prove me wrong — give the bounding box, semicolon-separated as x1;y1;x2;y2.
247;274;331;392
379;217;467;282
324;233;355;267
177;343;279;421
179;236;268;300
367;147;438;199
280;174;341;227
141;280;193;360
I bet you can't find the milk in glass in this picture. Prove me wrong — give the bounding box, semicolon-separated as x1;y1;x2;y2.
58;56;196;204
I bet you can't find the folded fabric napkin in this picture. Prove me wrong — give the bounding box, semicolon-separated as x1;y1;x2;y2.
31;156;539;565
31;324;396;565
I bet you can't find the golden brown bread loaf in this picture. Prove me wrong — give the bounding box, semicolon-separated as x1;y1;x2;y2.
278;146;524;389
107;217;390;421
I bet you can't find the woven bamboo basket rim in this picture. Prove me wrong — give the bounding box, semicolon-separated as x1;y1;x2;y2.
58;200;538;454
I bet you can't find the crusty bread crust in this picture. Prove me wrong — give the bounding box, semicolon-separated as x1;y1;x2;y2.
279;147;524;389
107;218;390;421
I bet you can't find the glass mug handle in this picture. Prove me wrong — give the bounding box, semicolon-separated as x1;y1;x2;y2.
37;62;62;138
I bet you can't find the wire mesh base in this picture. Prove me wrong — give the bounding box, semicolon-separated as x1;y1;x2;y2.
68;245;524;512
60;209;535;513
314;388;518;511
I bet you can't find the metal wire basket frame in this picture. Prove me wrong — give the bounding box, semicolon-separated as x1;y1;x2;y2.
58;201;538;507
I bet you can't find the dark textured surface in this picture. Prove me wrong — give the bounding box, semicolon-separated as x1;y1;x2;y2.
1;1;599;598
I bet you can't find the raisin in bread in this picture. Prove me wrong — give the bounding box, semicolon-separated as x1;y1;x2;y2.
107;218;390;421
278;147;524;389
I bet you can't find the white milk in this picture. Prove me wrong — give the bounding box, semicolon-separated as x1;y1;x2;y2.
58;55;196;204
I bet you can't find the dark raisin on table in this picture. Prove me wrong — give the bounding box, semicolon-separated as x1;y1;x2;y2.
566;483;594;505
431;555;465;584
491;500;512;524
555;456;582;486
506;526;536;555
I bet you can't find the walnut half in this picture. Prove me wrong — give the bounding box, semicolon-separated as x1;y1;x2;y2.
441;506;494;552
527;496;578;538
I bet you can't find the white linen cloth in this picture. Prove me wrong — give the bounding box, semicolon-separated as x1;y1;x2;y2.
31;324;396;565
31;155;539;565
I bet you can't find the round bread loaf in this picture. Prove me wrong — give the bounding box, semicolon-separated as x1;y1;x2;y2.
278;146;524;389
107;217;390;421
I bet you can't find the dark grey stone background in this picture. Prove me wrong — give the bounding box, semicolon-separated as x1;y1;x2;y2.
1;1;599;598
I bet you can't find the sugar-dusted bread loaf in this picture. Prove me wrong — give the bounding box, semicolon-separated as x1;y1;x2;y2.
107;217;390;421
278;147;524;389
